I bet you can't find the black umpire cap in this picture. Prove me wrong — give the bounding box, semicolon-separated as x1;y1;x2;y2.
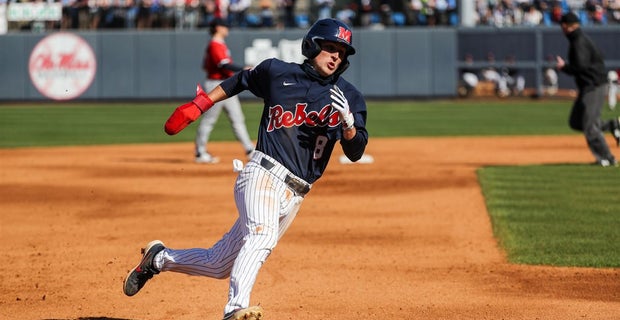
560;12;580;24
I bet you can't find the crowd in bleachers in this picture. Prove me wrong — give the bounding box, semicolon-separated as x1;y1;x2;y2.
475;0;620;27
3;0;620;32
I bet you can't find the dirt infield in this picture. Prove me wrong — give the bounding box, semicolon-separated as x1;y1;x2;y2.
1;136;618;320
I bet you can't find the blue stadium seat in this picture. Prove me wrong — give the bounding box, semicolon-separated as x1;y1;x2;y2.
246;14;260;27
370;13;381;24
579;10;589;25
392;12;406;26
418;13;427;25
296;14;309;28
543;11;552;26
449;12;458;25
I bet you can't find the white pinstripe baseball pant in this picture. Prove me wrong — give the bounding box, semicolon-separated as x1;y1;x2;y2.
153;151;308;316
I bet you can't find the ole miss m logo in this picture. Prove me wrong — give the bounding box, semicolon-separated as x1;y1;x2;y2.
336;27;352;44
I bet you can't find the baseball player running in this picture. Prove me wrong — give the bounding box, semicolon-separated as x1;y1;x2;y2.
195;18;255;164
123;19;369;320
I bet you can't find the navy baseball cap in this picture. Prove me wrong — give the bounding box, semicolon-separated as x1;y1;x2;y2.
560;12;579;24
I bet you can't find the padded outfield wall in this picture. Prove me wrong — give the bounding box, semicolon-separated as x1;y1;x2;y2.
0;27;618;101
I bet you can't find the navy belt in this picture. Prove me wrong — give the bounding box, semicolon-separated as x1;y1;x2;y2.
260;158;310;196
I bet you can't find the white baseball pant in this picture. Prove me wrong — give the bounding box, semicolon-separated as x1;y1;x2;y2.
152;151;308;316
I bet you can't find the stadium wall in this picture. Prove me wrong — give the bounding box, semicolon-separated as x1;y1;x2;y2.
0;27;618;101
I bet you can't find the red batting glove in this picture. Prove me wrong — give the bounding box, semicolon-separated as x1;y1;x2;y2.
164;85;214;135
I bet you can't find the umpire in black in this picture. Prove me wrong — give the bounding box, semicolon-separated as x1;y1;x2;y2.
555;12;620;167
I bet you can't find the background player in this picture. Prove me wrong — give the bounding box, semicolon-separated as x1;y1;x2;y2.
555;12;620;167
123;19;369;320
195;18;254;164
609;69;618;110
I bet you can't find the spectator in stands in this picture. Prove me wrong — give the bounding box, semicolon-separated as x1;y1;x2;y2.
566;0;584;15
379;0;396;26
585;0;605;24
433;0;450;26
157;0;176;28
404;0;423;25
13;0;620;31
522;3;543;25
608;0;620;24
474;0;491;25
491;0;519;27
213;0;229;20
229;0;251;27
420;0;436;26
549;0;564;24
136;0;154;29
335;1;358;25
355;0;374;26
124;0;139;28
190;0;203;29
259;0;275;27
91;0;117;29
198;0;216;28
75;0;90;29
315;0;335;20
60;0;75;29
278;0;297;27
173;0;201;29
148;0;162;27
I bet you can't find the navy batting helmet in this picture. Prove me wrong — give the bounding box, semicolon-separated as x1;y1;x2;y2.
302;19;356;60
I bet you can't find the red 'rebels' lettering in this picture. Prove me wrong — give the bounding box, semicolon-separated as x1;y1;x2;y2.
267;104;341;132
336;27;352;44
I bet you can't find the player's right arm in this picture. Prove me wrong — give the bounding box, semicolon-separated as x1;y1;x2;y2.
164;59;273;135
164;84;229;135
220;58;274;98
332;84;368;162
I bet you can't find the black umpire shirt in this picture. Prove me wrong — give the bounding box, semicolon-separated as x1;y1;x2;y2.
561;28;607;91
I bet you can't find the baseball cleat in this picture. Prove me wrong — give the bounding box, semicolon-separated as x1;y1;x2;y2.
123;240;165;296
223;306;264;320
195;153;220;164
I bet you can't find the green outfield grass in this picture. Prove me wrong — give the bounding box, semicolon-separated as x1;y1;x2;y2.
0;98;599;147
1;98;619;268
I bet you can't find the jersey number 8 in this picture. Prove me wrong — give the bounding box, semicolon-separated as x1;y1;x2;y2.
313;135;328;159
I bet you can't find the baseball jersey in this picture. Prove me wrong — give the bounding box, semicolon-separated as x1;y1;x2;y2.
203;38;234;80
220;58;368;184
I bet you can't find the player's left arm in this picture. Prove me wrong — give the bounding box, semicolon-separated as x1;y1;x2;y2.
331;85;368;162
340;111;368;162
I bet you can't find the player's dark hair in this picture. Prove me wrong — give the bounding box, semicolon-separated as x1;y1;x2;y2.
209;18;228;35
